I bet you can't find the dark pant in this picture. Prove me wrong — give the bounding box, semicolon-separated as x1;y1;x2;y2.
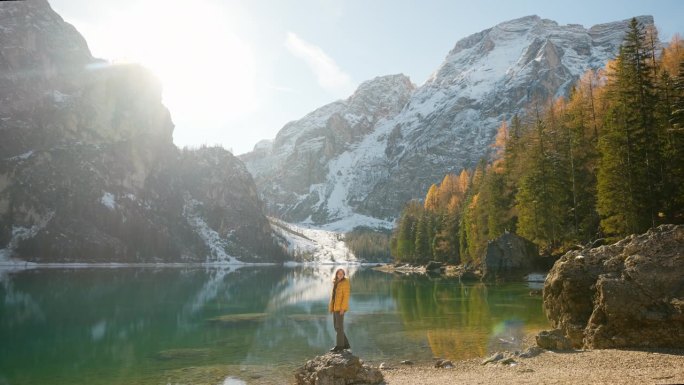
333;311;350;348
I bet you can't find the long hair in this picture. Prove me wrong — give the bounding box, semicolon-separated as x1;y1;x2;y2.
333;268;346;283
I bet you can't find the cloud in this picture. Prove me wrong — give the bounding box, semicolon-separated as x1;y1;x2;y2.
285;32;355;96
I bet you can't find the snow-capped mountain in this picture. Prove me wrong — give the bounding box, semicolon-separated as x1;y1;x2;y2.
241;74;415;230
241;15;654;231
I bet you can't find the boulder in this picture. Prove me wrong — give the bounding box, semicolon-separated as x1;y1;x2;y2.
481;233;539;281
480;352;521;366
518;346;544;358
434;359;453;368
459;270;482;281
294;351;383;385
425;260;443;272
543;225;684;349
535;329;573;351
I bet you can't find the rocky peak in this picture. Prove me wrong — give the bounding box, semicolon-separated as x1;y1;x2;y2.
0;0;93;79
0;2;284;263
589;15;654;38
346;74;415;115
241;74;414;207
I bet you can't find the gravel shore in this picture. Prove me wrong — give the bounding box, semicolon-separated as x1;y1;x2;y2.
381;348;684;385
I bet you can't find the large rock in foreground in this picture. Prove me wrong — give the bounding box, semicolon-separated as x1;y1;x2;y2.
294;351;383;385
543;225;684;349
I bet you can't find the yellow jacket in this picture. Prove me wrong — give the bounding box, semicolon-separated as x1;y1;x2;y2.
329;278;350;312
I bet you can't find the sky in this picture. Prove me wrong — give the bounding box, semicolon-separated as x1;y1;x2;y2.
48;0;684;155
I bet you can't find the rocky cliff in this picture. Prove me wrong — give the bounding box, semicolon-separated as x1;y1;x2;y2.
241;15;655;230
0;0;283;263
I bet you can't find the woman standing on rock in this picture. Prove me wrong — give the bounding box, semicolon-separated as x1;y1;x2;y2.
329;268;351;352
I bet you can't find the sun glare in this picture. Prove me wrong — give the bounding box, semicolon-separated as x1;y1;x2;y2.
114;1;257;144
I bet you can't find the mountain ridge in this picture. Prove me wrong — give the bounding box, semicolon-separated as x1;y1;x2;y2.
241;14;656;231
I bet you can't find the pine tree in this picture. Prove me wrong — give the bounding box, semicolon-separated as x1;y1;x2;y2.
394;201;422;261
663;57;684;221
444;195;462;262
515;100;573;251
459;193;478;264
483;171;509;236
598;18;661;236
563;81;601;240
414;213;431;263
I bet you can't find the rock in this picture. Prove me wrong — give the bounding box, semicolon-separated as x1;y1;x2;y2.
434;359;453;369
535;329;573;351
526;273;547;282
481;352;519;366
481;352;504;365
425;260;443;272
543;225;684;349
481;233;540;281
154;348;211;361
294;351;384;385
458;271;481;281
518;346;544;358
206;313;269;324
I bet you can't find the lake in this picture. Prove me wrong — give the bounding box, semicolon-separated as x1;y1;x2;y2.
0;265;549;384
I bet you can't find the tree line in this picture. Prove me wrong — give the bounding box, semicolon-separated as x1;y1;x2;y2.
390;19;684;265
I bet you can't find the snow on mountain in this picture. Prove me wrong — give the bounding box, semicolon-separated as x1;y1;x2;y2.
270;218;358;263
241;15;655;232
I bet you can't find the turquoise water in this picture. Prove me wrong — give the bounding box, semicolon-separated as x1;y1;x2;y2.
0;266;548;384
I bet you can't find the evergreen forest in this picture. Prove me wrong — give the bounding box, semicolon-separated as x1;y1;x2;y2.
389;19;684;265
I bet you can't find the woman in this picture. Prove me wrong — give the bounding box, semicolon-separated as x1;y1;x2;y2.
329;268;351;352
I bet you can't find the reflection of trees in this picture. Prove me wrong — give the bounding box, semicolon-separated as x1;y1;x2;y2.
1;267;551;383
427;283;492;359
391;277;548;360
239;267;400;366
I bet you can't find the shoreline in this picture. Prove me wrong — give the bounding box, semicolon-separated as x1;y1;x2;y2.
218;346;684;384
380;348;684;385
0;261;380;270
284;331;684;385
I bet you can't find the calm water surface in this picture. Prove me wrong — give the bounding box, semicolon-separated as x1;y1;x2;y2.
0;266;549;384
